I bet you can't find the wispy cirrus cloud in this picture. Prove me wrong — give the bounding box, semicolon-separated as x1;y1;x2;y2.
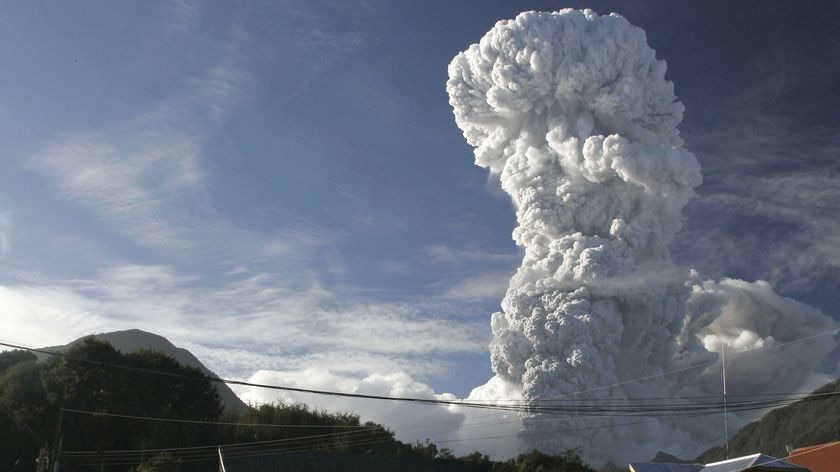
675;40;840;294
32;47;238;244
423;244;519;267
444;273;511;302
165;0;203;35
0;264;488;380
677;170;840;291
0;211;10;260
29;53;336;272
416;244;517;303
27;1;387;270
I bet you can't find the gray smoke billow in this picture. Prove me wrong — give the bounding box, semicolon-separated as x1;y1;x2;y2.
447;10;836;464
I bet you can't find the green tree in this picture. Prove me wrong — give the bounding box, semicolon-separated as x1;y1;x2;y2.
0;349;36;375
48;339;222;470
0;339;224;471
0;359;52;472
512;449;595;472
409;439;438;458
136;452;181;472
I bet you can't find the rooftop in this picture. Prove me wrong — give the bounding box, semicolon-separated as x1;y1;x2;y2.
700;454;808;472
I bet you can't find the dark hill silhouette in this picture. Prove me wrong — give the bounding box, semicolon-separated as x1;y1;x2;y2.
44;329;247;413
696;377;840;462
651;452;692;464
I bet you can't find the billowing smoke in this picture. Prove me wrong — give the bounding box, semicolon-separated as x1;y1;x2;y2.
447;10;836;465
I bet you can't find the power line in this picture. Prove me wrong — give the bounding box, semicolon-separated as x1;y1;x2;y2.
56;410;739;466
56;396;840;468
726;441;840;472
0;341;501;410
2;330;837;471
57;388;840;462
550;329;839;400
0;398;45;445
5;327;836;410
2;335;838;418
56;439;840;470
4;329;839;465
60;408;375;429
59;411;715;465
61;425;383;457
668;432;729;461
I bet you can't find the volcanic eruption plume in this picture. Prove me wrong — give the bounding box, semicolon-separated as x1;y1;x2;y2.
447;10;836;464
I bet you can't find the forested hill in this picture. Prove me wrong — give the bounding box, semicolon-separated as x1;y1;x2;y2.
44;329;247;413
0;338;452;472
696;378;840;462
0;337;597;472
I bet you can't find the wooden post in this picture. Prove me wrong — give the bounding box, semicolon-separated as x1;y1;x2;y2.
51;388;67;472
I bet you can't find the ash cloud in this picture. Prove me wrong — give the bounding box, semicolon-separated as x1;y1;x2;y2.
447;9;836;465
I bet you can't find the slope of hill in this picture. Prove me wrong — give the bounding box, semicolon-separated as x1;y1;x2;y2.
696;378;840;462
45;329;247;413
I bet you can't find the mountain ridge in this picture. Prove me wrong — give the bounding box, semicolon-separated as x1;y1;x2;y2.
43;329;247;413
696;377;840;462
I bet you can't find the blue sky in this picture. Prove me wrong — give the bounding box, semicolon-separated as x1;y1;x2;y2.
1;0;838;420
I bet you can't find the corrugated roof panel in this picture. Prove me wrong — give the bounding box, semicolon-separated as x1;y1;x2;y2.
629;463;703;472
700;454;807;472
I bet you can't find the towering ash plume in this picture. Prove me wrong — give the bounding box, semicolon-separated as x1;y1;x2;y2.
447;10;836;464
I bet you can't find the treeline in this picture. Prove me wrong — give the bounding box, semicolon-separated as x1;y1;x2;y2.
0;339;594;472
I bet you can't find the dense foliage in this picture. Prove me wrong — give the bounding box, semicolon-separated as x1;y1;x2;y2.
458;449;595;472
1;339;221;471
0;340;595;472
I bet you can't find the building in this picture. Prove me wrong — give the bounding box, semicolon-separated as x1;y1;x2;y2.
629;453;810;472
628;464;703;472
700;454;809;472
786;441;840;472
217;449;485;472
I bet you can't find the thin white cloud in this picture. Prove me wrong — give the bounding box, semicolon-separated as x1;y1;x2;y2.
678;74;840;292
0;212;10;260
0;264;488;380
444;273;511;302
233;368;522;459
0;262;518;455
30;57;335;270
0;285;105;347
678;171;840;289
31;50;236;245
165;0;203;35
423;245;519;267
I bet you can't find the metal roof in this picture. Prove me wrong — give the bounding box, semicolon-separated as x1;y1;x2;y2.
628;463;703;472
699;454;808;472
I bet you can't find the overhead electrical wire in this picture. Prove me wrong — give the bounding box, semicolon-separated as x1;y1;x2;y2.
58;386;840;466
55;392;840;467
4;330;839;469
2;332;837;416
54;389;840;470
0;398;45;445
60;408;376;429
57;407;800;467
4;328;836;405
59;410;721;465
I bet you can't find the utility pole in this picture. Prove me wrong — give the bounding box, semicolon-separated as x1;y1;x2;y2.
51;386;67;472
36;448;49;472
722;345;729;460
51;408;64;472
